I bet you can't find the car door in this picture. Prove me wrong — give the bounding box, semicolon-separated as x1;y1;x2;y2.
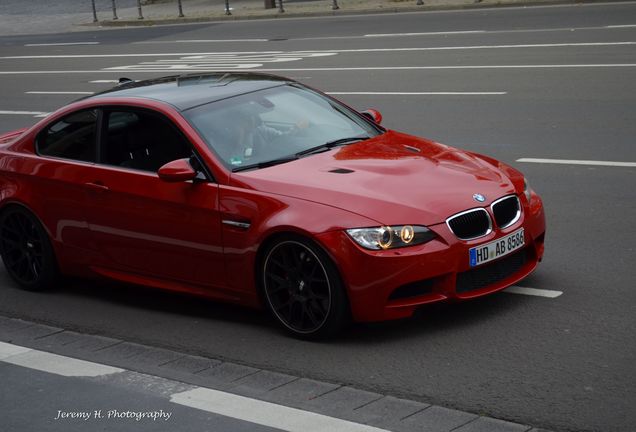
84;108;227;295
33;109;100;266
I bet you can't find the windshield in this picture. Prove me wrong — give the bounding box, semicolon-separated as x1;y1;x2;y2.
183;84;381;170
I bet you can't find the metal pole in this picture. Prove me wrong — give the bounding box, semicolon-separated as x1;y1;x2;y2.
91;0;98;22
177;0;184;17
278;0;285;13
332;0;339;10
225;0;232;15
137;0;144;19
111;0;118;20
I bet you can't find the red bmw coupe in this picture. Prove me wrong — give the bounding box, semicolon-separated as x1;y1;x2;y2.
0;73;545;338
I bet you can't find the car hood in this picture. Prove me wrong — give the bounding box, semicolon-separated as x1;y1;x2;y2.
232;131;518;227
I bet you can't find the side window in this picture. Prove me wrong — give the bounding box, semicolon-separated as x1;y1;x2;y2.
37;110;97;162
103;110;191;172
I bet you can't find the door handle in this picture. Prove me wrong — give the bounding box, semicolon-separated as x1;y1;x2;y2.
222;219;251;230
84;181;110;192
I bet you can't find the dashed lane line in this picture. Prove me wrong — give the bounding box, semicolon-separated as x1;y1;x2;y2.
367;30;486;37
24;42;100;47
2;90;504;118
1;64;635;75
517;158;636;167
0;110;48;116
326;91;507;95
2;41;634;59
25;91;93;95
504;286;563;298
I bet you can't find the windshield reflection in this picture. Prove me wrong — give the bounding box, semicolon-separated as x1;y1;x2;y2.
184;85;380;171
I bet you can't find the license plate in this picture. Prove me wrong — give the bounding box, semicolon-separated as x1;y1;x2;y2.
469;228;525;267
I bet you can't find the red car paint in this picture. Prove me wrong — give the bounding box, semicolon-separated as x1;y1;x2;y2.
0;74;545;326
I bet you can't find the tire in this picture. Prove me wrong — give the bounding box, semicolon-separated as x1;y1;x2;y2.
0;206;58;291
261;235;349;339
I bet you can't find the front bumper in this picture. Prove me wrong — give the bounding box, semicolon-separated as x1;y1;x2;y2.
316;192;546;322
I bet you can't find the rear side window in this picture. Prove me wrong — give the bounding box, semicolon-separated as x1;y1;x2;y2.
37;110;97;163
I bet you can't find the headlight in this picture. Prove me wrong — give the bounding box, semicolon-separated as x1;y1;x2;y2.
524;177;532;202
346;225;435;250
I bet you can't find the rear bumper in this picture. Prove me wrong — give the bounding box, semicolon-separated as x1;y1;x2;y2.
316;192;546;322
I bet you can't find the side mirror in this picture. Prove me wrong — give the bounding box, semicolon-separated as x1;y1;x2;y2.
158;158;197;182
360;109;383;125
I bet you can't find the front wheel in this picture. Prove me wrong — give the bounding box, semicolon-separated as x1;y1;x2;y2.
0;206;58;291
261;236;349;339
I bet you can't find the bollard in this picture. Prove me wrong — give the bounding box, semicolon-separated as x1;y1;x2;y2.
111;0;118;20
278;0;285;13
332;0;339;10
137;0;144;19
177;0;184;17
91;0;98;22
225;0;232;15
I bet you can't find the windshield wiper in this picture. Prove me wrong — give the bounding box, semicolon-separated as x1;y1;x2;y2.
232;136;369;172
232;155;299;172
295;135;370;157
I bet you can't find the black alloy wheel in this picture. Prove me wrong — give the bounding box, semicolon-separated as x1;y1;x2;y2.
262;237;348;338
0;206;58;291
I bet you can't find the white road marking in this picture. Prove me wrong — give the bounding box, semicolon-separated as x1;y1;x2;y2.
2;42;634;60
517;158;636;167
26;91;93;95
0;342;31;360
292;23;636;41
171;39;269;43
25;42;99;47
104;52;337;71
1;64;634;75
0;341;124;377
322;41;636;53
326;91;506;95
0;51;285;60
504;286;563;298
256;64;636;72
606;24;636;28
0;340;390;431
171;387;390;432
365;30;486;37
0;110;49;116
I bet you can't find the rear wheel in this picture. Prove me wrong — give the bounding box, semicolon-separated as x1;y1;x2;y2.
261;235;349;339
0;206;58;291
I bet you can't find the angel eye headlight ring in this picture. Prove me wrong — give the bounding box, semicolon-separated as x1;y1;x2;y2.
346;225;435;250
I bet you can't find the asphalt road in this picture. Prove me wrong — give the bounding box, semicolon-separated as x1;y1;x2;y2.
1;3;635;432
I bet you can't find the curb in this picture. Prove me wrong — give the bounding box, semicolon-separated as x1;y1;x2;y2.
0;314;552;432
81;0;599;28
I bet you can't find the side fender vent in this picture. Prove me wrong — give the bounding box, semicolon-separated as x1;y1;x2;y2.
403;145;421;153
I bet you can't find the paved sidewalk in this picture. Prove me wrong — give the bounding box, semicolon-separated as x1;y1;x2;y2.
0;0;594;36
0;315;552;432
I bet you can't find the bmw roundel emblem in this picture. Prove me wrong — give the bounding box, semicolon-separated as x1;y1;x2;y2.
473;193;486;203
